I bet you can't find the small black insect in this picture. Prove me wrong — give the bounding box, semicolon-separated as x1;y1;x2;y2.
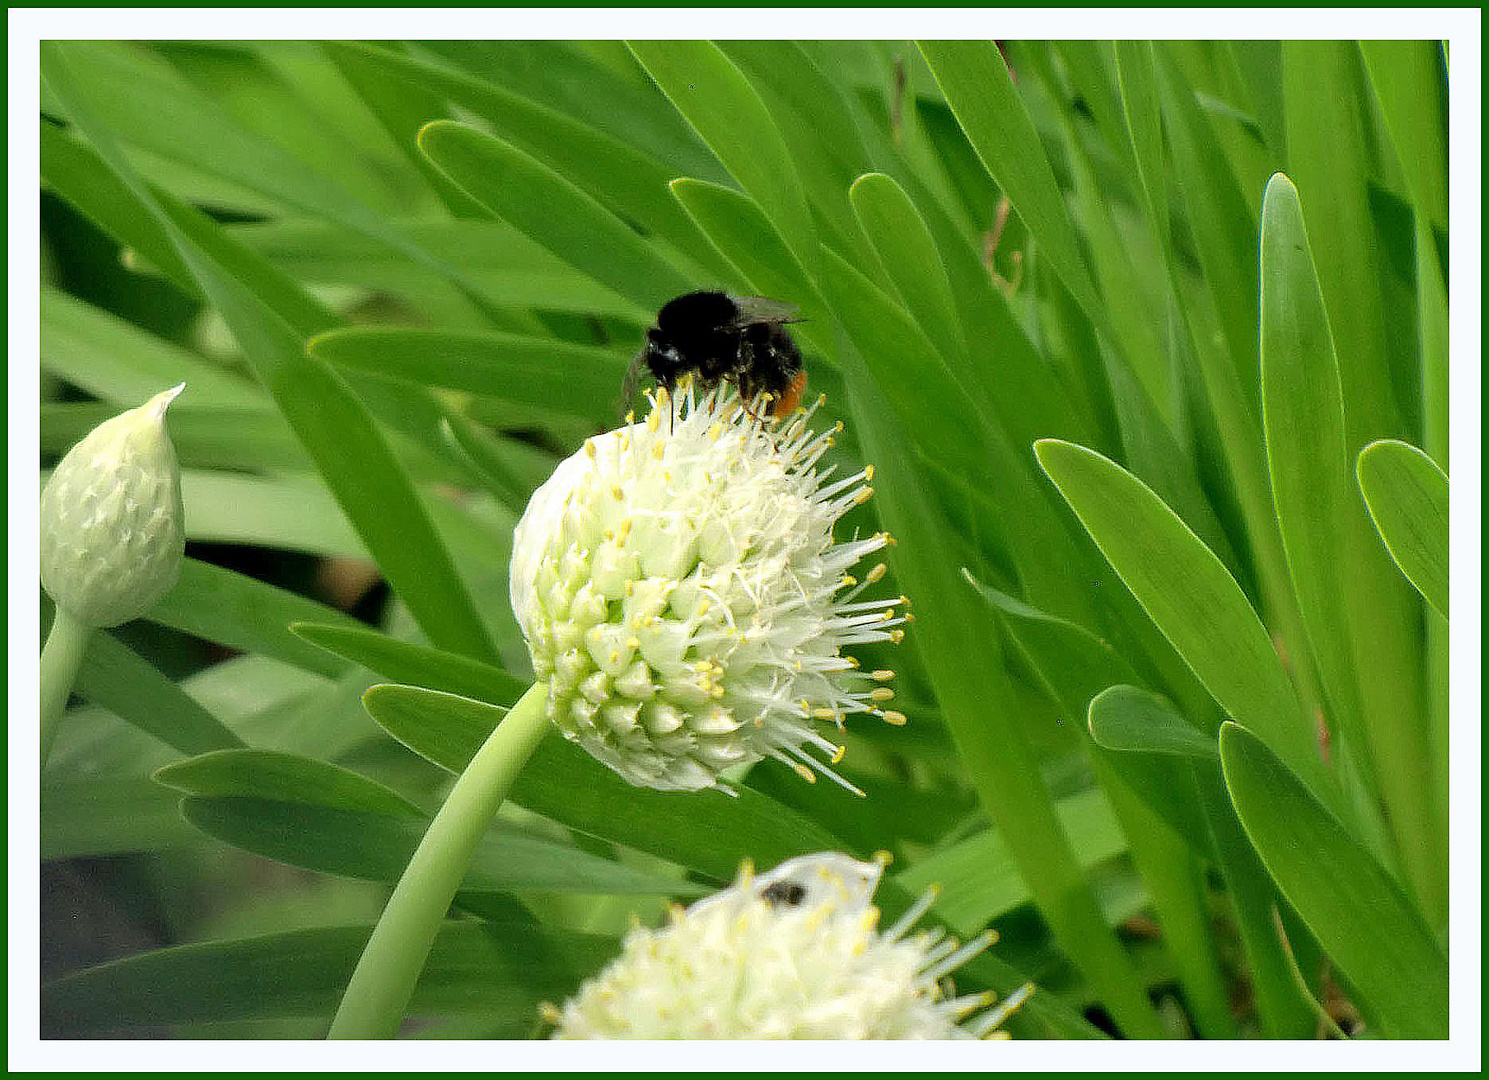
760;879;808;907
623;291;808;420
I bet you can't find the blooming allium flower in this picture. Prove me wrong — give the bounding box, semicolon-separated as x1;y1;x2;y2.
40;383;186;628
547;852;1033;1039
509;385;907;793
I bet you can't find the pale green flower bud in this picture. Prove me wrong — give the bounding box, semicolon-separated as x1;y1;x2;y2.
547;852;1033;1039
510;386;908;794
40;384;186;628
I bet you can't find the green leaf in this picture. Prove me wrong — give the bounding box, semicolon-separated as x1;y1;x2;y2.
895;788;1129;936
327;42;737;284
845;377;1166;1039
1219;722;1447;1038
291;623;526;707
964;572;1214;855
42;777;201;859
155;748;423;818
848;172;965;365
41;920;614;1034
44;43;503;312
1034;438;1331;803
361;684;844;884
1258;172;1361;726
1356;440;1449;618
416;120;694;312
148;558;358;679
1282;42;1399;444
1360;42;1448;232
157;749;690;898
40;285;257;408
41;43;499;665
1154;46;1262;405
70;626;244;758
628;42;818;275
1087;685;1218;760
308;326;627;424
42;401;309;475
917;41;1102;321
668;178;819;330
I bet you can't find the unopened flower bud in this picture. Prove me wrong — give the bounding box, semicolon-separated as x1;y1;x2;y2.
40;384;186;627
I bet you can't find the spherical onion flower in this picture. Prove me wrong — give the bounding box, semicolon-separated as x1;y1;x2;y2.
40;383;186;628
546;852;1034;1039
509;384;908;794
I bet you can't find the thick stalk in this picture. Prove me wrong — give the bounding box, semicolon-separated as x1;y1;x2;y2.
40;606;92;768
328;682;549;1039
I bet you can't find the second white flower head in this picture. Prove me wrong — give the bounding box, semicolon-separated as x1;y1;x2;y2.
510;385;906;793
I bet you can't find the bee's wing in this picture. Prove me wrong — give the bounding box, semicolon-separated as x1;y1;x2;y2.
618;346;647;419
725;295;802;327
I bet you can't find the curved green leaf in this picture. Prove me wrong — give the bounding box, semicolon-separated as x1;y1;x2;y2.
308;326;627;422
1357;439;1449;618
149;558;358;679
628;42;817;275
291;623;526;707
41;920;614;1034
1219;722;1447;1038
848;172;965;364
917;41;1102;320
361;684;844;884
155;748;422;818
1087;685;1218;760
416;120;693;311
1259;171;1360;722
1034;439;1331;803
70;626;243;759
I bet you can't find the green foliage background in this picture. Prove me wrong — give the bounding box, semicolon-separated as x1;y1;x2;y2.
39;40;1449;1040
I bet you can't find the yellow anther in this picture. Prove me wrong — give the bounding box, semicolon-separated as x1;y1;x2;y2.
864;463;875;481
870;687;895;702
647;411;661;433
854;486;874;503
866;562;888;583
584;438;598;459
793;762;818;783
611;486;624;500
695;660;713;672
625;410;636;425
871;669;894;681
840;574;857;589
652;443;664;460
830;744;847;765
813;707;838;720
889;629;905;643
539;1002;562;1023
882;709;907;726
710;422;723;442
873;850;894;867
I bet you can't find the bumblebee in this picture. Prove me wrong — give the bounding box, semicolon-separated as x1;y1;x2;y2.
623;291;807;419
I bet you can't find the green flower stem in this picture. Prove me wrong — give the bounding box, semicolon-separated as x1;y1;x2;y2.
328;681;549;1039
40;606;91;768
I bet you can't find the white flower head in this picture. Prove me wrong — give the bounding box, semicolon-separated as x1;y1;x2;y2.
40;384;186;628
548;851;1033;1039
510;384;907;793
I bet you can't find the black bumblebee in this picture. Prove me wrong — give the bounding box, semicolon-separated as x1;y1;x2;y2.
623;291;808;419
